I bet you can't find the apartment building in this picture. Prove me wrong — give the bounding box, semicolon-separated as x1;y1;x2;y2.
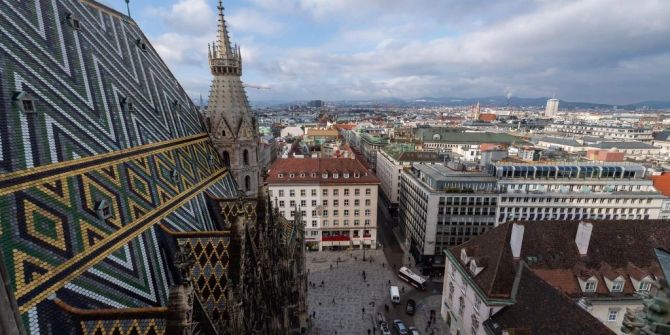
545;122;654;142
441;220;669;335
399;164;498;270
490;162;665;223
266;157;380;251
398;162;667;269
376;144;439;215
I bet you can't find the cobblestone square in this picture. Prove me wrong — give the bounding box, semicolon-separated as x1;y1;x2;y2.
306;249;445;335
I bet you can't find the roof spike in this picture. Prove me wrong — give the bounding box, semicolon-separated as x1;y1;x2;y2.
215;0;233;59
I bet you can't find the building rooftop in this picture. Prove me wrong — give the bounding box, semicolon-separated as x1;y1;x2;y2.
484;265;615;335
538;136;583;147
651;173;670;197
449;220;670;300
265;157;380;185
419;130;527;145
653;130;670;141
591;141;658;150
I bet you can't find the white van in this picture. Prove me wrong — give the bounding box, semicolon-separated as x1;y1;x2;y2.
390;286;400;304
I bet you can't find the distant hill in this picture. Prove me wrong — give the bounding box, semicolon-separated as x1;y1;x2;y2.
245;96;670;110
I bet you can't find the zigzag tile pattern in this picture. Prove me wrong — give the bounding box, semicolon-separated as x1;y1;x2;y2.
0;0;240;333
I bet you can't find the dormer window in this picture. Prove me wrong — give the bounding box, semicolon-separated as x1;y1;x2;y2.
460;249;468;264
638;281;651;291
311;173;317;177
343;172;349;178
354;172;360;178
469;261;477;274
65;13;81;30
278;173;284;178
300;173;305;177
289;173;295;178
13;91;36;114
322;172;328;179
611;280;624;292
136;38;148;52
95;199;112;220
333;172;339;179
120;96;135;113
584;279;597;292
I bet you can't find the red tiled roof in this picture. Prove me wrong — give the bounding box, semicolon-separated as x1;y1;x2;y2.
265;157;380;185
486;266;615;335
334;124;356;131
651;173;670;197
449;220;670;299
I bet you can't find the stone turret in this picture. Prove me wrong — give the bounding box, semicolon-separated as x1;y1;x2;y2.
205;0;260;196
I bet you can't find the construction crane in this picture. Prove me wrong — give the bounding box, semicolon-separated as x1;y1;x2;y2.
243;84;271;90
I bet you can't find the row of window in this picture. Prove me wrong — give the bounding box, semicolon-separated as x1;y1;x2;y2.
442;197;497;206
280;210;373;219
277;171;363;179
273;188;372;197
501;196;655;205
316;219;371;226
278;199;371;207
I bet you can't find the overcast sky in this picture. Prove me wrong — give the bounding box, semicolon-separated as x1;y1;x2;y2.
103;0;670;104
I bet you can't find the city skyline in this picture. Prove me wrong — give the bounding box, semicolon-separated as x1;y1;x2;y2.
101;0;670;105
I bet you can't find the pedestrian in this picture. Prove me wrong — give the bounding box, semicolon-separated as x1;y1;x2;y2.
401;286;405;293
368;329;371;335
355;256;358;261
362;307;365;314
330;264;333;270
428;320;432;327
332;297;336;304
321;280;324;287
382;262;385;268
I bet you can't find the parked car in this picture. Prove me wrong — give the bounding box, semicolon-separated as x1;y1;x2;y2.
393;319;408;335
380;321;392;335
408;326;421;335
405;299;416;315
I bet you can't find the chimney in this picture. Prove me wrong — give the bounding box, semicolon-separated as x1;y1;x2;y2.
510;223;525;259
575;222;593;256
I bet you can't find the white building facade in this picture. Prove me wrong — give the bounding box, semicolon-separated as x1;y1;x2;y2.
266;157;379;251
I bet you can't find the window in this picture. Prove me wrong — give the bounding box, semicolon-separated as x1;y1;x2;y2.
311;231;319;236
311;221;317;227
278;190;285;197
364;209;371;216
585;280;597;292
311;189;317;196
354;210;360;216
333;200;339;207
322;210;328;217
243;149;249;165
354;199;360;206
323;220;329;226
471;315;479;335
448;282;454;300
354;219;360;226
608;309;618;322
301;200;306;207
312;200;317;206
290;190;295;197
311;210;317;216
222;151;230;167
364;219;370;226
458;297;465;317
300;189;306;196
323;200;328;206
474;295;481;313
639;281;651;291
344;219;349;226
344;189;350;196
333;210;339;216
365;199;371;206
611;280;624;292
344;210;349;216
323;189;328;196
279;201;285;207
290;200;296;207
365;188;371;195
344;199;349;206
333;220;339;226
333;189;339;196
355;189;360;196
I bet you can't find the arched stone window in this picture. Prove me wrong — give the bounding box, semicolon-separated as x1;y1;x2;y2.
222;151;230;167
221;129;226;137
244;175;251;191
243;149;249;165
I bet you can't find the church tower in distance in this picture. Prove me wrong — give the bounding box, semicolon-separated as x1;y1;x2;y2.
205;0;260;195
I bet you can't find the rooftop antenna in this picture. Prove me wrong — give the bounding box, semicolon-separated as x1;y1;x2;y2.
125;0;131;18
